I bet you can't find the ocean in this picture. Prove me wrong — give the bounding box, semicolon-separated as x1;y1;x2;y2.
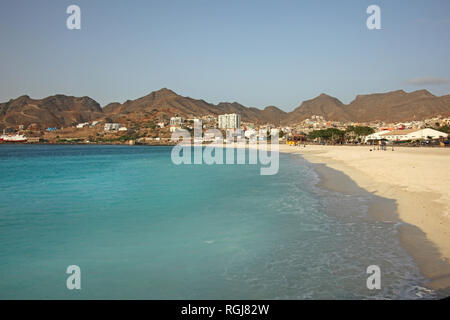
0;145;438;299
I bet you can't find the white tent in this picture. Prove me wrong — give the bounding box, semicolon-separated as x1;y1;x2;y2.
364;130;391;143
382;128;448;142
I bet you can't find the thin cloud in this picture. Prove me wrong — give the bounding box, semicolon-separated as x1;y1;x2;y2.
406;77;450;86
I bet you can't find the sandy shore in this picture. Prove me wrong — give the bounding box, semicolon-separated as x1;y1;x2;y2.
278;144;450;291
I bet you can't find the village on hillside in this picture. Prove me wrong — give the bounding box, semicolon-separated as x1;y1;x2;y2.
1;112;450;147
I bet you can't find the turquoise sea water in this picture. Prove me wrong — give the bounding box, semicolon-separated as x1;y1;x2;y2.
0;145;439;299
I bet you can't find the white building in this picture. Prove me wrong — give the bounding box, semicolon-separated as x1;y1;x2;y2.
170;117;184;126
104;123;122;131
270;128;280;137
170;126;185;133
381;128;448;142
244;128;257;139
203;132;214;142
218;114;241;129
76;122;89;129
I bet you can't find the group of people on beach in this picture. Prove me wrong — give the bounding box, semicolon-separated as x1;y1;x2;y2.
369;140;394;152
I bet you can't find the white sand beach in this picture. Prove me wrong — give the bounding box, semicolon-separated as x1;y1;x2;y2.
278;144;450;290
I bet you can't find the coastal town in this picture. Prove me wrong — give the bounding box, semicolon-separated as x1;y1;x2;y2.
3;0;450;302
1;112;449;147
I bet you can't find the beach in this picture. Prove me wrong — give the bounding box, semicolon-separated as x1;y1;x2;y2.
277;144;450;291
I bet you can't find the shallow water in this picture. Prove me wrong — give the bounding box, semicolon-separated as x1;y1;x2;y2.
0;145;439;299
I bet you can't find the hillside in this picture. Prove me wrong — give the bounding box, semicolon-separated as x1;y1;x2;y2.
1;89;450;130
284;90;450;124
103;88;287;124
345;90;450;123
0;95;103;129
284;94;350;123
105;89;450;125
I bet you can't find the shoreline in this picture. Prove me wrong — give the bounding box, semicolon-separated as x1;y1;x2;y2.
2;143;449;293
311;160;450;295
278;144;450;293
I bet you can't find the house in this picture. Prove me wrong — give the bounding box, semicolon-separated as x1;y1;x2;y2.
104;123;121;131
270;128;280;136
170;126;182;133
170;117;184;126
244;128;258;139
170;117;184;132
76;122;89;129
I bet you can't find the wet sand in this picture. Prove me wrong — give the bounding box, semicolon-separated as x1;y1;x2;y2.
214;142;450;293
280;144;450;293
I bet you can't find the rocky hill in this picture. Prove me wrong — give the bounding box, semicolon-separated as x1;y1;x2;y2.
1;88;450;130
103;88;287;124
285;89;450;124
0;95;103;129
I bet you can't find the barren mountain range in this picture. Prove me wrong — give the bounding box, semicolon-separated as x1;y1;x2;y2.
0;95;103;129
1;88;450;130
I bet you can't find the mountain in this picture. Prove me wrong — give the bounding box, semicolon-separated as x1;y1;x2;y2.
0;95;103;129
103;88;287;124
103;88;219;123
284;94;349;124
345;90;450;122
1;89;450;130
103;88;212;117
215;103;287;124
285;90;450;124
259;106;288;125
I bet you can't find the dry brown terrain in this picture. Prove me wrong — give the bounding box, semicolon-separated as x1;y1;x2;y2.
2;89;450;130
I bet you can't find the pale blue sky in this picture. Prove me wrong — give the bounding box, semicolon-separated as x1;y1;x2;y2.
0;0;449;110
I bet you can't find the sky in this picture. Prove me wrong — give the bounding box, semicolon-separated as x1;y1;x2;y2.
0;0;449;111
